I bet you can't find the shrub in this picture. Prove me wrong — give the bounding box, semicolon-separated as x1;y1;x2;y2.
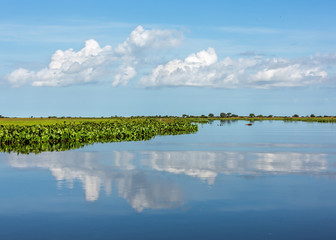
220;112;227;118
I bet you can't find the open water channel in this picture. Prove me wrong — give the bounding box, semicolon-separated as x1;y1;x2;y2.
1;120;336;239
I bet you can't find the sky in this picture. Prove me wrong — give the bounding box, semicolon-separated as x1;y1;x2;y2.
1;0;336;117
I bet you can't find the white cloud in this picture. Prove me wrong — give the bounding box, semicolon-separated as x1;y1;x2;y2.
252;63;326;88
5;25;183;87
4;25;333;89
112;65;137;87
6;68;35;87
314;52;336;65
139;48;328;89
115;25;183;55
6;39;112;87
139;48;221;87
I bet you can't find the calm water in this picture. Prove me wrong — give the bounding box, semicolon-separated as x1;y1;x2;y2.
1;121;336;240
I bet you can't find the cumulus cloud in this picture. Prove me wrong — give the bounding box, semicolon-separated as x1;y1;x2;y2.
115;25;183;55
112;65;137;87
139;48;219;87
4;24;334;89
6;68;35;87
5;25;183;87
6;38;112;87
139;48;328;88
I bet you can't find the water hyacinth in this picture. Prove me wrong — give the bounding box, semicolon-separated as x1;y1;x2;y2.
0;118;198;154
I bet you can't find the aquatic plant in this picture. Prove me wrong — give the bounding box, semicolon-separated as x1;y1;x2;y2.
0;118;198;154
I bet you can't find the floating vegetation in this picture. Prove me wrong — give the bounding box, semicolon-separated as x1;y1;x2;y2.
0;119;198;154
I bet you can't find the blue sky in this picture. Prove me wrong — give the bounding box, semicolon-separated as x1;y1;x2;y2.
1;0;336;117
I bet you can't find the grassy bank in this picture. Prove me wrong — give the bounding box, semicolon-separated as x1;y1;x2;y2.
0;118;198;154
187;116;336;123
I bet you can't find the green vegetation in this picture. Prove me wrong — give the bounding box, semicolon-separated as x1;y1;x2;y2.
0;117;117;126
188;116;336;123
220;113;227;118
0;118;198;154
184;112;336;123
1;112;335;154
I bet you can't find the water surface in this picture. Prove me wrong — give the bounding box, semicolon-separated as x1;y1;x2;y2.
1;121;336;239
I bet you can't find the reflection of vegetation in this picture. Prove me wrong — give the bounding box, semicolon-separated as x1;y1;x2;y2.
219;120;239;126
0;141;88;154
187;116;336;123
0;118;198;154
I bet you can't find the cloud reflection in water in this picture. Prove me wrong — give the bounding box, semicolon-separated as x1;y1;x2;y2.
2;150;334;211
141;151;330;184
4;151;183;212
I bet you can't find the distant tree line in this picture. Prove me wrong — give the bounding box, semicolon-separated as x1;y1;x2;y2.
181;113;334;118
1;114;334;119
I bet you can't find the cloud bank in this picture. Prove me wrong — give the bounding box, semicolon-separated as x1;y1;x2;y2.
5;25;334;88
6;25;183;87
139;49;328;88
